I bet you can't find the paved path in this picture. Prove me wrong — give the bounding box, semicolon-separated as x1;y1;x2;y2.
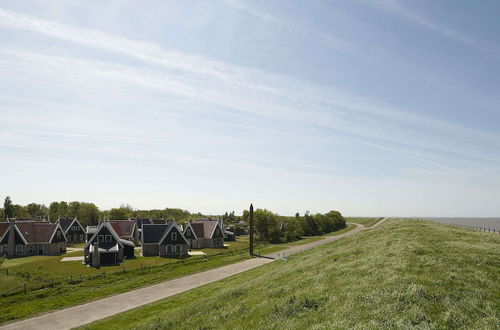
0;218;387;330
60;257;84;262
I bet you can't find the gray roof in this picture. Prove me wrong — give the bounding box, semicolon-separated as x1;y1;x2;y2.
142;224;168;244
86;226;99;234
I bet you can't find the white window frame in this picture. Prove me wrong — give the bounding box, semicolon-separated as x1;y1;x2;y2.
171;232;177;241
56;231;61;240
105;235;111;242
97;235;104;242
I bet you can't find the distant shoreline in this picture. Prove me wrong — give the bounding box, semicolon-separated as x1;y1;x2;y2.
418;217;500;231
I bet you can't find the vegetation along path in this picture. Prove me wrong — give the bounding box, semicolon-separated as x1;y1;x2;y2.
0;219;385;330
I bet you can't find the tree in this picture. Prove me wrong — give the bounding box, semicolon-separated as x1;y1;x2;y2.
25;203;48;218
3;196;13;220
58;201;69;218
304;211;318;235
108;207;131;220
49;202;59;221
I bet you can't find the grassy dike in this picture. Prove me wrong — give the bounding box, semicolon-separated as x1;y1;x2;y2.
82;219;500;329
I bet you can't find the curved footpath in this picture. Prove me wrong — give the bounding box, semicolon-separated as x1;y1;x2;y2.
1;218;388;330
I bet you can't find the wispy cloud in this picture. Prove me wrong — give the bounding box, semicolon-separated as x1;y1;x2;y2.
221;0;357;55
0;7;499;173
367;0;491;53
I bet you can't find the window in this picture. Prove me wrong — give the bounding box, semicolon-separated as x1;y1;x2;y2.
167;245;173;253
171;232;177;241
105;235;112;242
97;235;104;242
56;231;61;240
16;245;24;254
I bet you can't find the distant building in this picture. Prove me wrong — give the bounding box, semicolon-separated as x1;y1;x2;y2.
84;221;135;267
0;220;67;257
56;217;86;243
183;219;224;249
141;221;189;258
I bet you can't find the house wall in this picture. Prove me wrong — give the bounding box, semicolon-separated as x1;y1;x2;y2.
159;244;188;258
142;244;159;257
190;238;220;249
43;243;66;255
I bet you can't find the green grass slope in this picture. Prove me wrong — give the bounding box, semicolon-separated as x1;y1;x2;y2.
83;219;500;330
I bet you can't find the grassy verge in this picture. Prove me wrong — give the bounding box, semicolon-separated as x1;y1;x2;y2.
347;217;384;227
0;236;270;325
82;219;499;329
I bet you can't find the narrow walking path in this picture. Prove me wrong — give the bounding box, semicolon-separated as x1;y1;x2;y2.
0;218;388;330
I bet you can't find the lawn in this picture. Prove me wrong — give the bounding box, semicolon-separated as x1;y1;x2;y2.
81;219;500;330
347;217;384;227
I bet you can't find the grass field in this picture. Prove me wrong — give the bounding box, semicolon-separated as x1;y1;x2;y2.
347;217;384;227
81;219;500;329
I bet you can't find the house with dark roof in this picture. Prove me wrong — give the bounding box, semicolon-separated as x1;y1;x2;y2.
106;220;139;245
0;220;67;257
141;222;189;258
183;219;224;249
56;217;86;243
84;221;135;267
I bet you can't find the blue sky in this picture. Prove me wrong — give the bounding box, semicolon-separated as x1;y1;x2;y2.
1;0;499;216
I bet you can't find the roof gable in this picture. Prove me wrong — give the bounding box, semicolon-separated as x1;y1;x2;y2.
108;220;136;238
160;223;189;245
85;221;123;250
13;223;62;244
190;220;220;239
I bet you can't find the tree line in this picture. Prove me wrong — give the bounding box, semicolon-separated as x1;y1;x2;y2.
1;196;196;227
241;208;346;243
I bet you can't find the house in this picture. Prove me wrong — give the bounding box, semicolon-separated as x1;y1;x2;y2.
224;229;236;242
183;219;224;249
141;221;189;258
0;220;67;257
107;220;139;245
130;218;153;242
56;217;86;243
84;221;135;267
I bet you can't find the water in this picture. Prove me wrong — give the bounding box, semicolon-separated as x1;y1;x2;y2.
418;217;500;231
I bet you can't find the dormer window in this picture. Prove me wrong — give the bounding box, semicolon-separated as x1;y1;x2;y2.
105;235;112;242
56;231;61;239
97;235;104;242
171;232;177;241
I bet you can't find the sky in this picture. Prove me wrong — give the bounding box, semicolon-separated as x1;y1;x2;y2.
0;0;499;217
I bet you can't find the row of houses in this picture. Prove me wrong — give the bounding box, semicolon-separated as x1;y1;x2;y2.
84;218;226;266
1;217;230;267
